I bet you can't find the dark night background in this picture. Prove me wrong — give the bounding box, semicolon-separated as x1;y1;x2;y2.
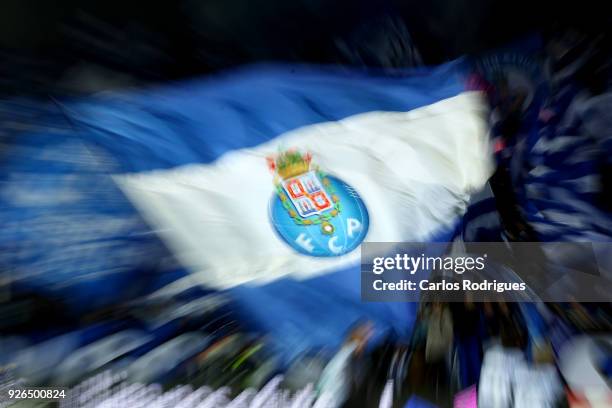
1;0;610;96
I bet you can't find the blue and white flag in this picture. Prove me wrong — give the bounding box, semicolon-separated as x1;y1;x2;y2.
60;61;492;358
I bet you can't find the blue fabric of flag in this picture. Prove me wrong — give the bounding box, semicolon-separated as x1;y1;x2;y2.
59;61;473;362
2;60;475;363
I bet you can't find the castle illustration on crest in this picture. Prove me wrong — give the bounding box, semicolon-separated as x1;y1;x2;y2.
267;149;340;235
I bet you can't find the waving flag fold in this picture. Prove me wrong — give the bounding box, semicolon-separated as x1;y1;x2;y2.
58;61;492;359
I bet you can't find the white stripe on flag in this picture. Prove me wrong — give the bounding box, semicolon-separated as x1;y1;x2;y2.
115;92;493;288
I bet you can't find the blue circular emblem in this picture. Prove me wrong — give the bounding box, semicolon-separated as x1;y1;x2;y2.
269;171;369;257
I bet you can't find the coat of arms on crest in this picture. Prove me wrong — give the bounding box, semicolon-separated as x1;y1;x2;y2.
267;149;369;257
267;150;340;236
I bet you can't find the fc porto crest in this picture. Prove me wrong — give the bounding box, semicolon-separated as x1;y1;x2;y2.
267;149;369;257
